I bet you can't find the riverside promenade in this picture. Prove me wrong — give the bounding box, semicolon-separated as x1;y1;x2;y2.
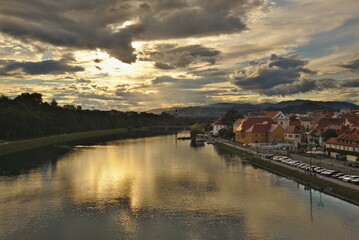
214;138;359;191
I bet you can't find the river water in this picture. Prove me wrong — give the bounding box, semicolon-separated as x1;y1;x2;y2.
0;134;358;240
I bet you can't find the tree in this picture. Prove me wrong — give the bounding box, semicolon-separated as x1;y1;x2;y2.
14;92;43;105
190;123;204;139
50;99;58;107
223;109;243;125
289;115;297;121
218;127;234;139
322;129;338;141
0;95;10;104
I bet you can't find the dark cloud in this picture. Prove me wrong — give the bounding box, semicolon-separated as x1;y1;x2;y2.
340;78;359;87
228;54;334;96
259;79;337;96
77;92;121;101
338;58;359;72
75;78;91;84
0;55;84;76
140;44;221;69
190;68;228;78
0;0;261;63
152;75;226;89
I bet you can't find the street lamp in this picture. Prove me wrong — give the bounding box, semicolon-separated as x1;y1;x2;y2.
308;144;312;175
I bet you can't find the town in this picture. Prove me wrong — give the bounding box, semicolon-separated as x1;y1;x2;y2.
211;108;359;167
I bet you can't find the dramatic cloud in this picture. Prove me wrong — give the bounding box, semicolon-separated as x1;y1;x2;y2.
259;78;337;96
338;58;359;72
227;54;339;96
140;44;221;69
340;78;359;87
0;55;84;76
0;0;262;63
152;75;226;89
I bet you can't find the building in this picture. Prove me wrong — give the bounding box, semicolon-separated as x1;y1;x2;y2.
235;118;275;143
284;125;304;148
298;116;312;130
242;122;284;144
212;117;227;136
325;128;359;163
307;118;346;147
233;118;245;133
235;118;283;144
264;111;290;130
342;114;359;127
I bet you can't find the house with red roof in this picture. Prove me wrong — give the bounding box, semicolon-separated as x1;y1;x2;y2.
264;111;290;130
212;117;227;136
284;125;305;148
234;118;283;144
342;114;359;127
307;118;347;147
298;116;312;130
232;118;245;133
325;128;359;163
241;122;284;144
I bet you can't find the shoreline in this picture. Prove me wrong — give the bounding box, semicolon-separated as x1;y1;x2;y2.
214;142;359;207
0;127;174;157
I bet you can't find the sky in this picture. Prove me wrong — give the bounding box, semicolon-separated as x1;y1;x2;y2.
0;0;358;111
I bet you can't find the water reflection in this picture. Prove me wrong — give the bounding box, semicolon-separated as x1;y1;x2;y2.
0;135;358;240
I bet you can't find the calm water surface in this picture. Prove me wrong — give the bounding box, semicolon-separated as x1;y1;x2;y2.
0;134;358;239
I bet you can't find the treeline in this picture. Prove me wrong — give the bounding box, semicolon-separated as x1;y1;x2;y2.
0;93;211;140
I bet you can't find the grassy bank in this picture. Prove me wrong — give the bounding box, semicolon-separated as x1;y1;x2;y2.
215;142;359;206
0;127;157;157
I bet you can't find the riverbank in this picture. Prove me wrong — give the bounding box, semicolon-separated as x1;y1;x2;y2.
215;142;359;206
0;127;172;157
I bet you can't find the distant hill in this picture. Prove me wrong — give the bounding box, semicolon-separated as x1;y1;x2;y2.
147;100;359;117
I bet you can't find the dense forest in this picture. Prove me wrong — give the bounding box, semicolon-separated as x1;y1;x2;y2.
0;93;211;140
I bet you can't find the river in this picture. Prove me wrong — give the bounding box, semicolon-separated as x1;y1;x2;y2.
0;134;358;239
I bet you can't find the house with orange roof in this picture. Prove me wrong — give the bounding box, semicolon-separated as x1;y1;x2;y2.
325;128;359;163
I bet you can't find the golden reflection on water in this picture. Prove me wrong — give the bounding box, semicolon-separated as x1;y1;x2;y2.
0;135;358;239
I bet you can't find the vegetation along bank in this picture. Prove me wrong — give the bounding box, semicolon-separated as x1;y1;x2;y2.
0;127;175;157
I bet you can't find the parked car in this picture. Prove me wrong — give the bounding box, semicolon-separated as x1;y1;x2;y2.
342;175;359;182
351;178;359;185
332;173;345;179
291;162;302;167
321;170;339;177
273;156;283;161
297;163;307;168
313;167;323;172
300;164;310;169
338;175;351;180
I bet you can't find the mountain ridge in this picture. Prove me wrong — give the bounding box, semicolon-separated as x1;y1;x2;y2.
146;100;359;117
